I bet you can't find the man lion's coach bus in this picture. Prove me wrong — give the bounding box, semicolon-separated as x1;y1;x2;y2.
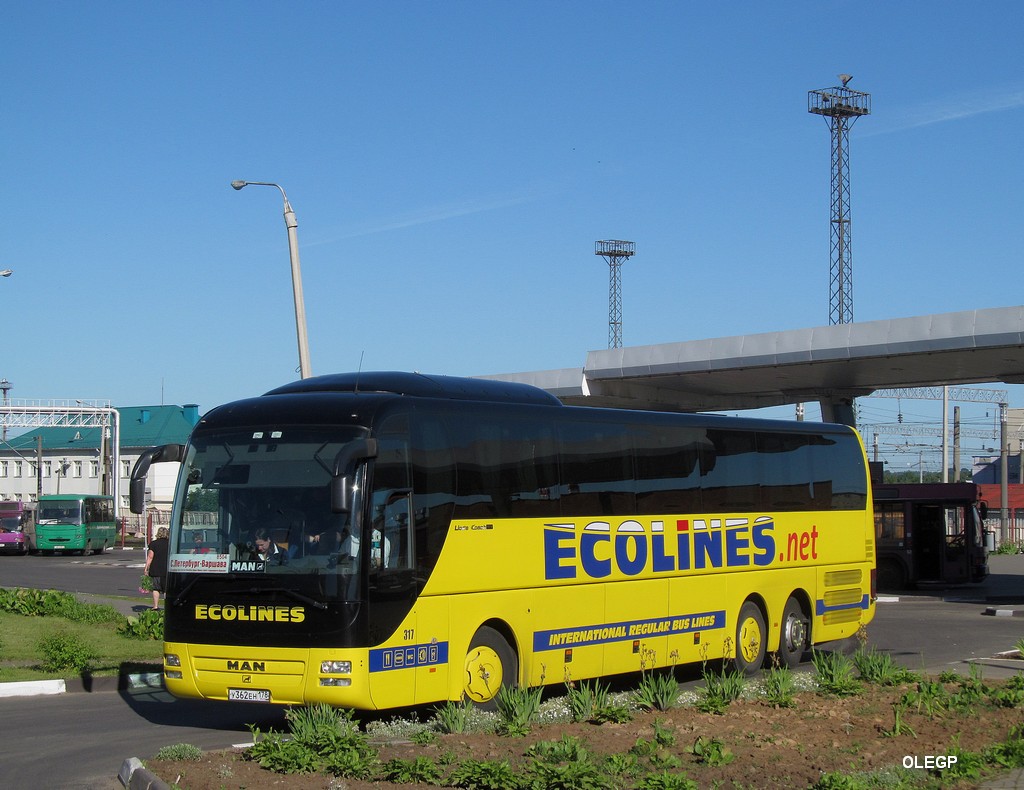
130;372;875;710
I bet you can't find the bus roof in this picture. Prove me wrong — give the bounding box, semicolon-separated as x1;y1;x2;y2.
873;482;979;502
264;371;563;407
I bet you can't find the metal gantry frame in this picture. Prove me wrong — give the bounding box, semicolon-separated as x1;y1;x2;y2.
0;401;120;509
863;385;1013;541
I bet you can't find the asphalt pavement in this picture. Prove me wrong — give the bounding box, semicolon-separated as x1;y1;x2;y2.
4;553;1024;788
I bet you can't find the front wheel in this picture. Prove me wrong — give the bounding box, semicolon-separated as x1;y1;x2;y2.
777;596;810;669
733;601;766;675
463;626;517;710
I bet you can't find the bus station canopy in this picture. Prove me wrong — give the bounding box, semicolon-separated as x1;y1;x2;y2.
484;306;1024;423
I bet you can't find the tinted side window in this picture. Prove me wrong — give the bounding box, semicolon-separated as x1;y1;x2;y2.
702;430;760;511
371;415;413;572
633;422;705;515
826;432;869;510
411;406;456;575
757;432;826;511
497;416;559;519
559;419;635;517
448;408;560;520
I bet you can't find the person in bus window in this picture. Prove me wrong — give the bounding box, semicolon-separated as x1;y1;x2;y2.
191;532;210;554
254;527;285;564
368;514;392;570
337;527;390;568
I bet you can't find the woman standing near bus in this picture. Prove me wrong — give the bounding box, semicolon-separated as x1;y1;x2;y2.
144;527;169;610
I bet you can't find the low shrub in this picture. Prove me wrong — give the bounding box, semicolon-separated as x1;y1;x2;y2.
118;609;164;640
634;669;681;711
812;649;861;697
695;666;745;714
154;743;203;761
37;631;97;673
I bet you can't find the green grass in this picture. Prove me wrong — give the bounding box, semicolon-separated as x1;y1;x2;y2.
0;609;163;682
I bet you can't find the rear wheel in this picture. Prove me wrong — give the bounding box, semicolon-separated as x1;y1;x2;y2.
463;626;517;710
777;596;811;669
877;558;907;591
733;601;767;675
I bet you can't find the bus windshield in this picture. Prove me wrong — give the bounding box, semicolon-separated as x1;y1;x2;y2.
169;426;368;595
0;516;21;531
38;502;83;524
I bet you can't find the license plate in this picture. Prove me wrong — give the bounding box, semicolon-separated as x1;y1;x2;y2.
54;545;66;549
229;688;271;702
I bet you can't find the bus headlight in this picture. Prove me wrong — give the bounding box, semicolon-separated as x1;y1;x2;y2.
320;660;352;674
165;670;183;680
165;653;181;667
319;677;352;686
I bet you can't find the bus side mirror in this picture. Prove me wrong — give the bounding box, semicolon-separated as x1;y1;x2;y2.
331;475;354;514
129;444;185;514
331;438;378;514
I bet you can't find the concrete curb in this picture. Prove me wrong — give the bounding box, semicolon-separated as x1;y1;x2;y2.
0;678;66;698
984;606;1024;617
118;756;171;790
0;671;163;698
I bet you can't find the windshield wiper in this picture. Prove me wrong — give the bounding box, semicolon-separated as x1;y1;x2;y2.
170;576;202;607
223;584;329;610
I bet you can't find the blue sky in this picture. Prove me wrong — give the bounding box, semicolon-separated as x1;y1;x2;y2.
3;2;1022;472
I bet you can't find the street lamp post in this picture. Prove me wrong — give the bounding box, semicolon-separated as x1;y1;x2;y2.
230;180;312;379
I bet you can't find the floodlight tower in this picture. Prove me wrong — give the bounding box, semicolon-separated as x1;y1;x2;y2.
595;240;636;348
808;74;871;325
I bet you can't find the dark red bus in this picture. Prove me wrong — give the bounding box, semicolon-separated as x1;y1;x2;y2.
872;482;989;590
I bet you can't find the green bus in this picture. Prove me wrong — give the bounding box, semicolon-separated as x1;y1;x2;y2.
35;494;116;555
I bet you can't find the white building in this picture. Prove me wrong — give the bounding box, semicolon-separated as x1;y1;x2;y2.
0;404;200;520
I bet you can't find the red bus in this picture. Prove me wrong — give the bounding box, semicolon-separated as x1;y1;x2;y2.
873;482;988;590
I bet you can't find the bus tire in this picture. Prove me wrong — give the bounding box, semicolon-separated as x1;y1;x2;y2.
463;626;517;710
877;558;907;591
733;601;766;675
777;596;810;669
93;542;106;555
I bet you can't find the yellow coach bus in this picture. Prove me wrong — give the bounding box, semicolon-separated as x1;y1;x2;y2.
130;372;875;710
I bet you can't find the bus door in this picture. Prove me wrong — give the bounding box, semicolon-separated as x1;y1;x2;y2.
911;503;970;584
366;421;420;708
939;502;972;584
910;504;944;582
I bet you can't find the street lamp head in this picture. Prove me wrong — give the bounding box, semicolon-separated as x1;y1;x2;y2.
230;180;248;191
0;270;13;277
